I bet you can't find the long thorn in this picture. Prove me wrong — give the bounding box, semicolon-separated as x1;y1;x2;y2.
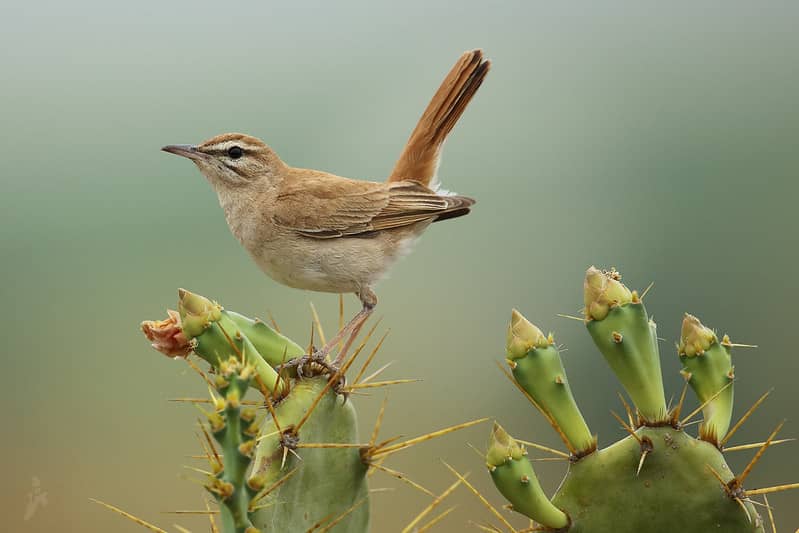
310;302;327;346
317;497;368;533
267;310;281;332
371;462;436;497
371;419;489;458
724;438;795;453
721;389;773;446
745;482;799;496
401;477;465;533
610;410;642;444
680;380;734;427
185;357;215;390
617;392;635;428
418;506;457;532
251;468;299;507
737;420;785;485
640;281;655;300
352;330;390;386
442;462;518;533
205;497;219;533
369;395;389;448
763;494;776;533
671;382;689;423
347;379;420;390
516;439;570;459
496;361;576;455
89;499;168;533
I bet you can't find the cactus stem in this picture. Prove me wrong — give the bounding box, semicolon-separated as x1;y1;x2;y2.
735;420;786;486
515;439;570;459
89;498;169;533
720;388;773;446
443;462;521;533
496;361;578;456
679;380;734;427
723;438;795;452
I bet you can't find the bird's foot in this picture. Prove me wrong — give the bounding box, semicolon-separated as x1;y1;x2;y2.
281;351;348;396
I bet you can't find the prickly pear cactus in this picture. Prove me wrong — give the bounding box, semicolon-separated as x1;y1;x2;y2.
139;289;482;533
486;266;796;533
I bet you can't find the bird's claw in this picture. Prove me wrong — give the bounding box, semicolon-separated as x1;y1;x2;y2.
282;352;347;396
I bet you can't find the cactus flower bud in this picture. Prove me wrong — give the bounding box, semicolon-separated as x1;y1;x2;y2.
679;314;717;357
583;266;633;321
178;288;222;337
486;422;525;467
507;309;549;360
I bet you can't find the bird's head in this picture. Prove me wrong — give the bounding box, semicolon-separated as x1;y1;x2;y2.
162;133;285;191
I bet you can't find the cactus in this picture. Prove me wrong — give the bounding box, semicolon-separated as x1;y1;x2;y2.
130;289;484;533
483;266;797;533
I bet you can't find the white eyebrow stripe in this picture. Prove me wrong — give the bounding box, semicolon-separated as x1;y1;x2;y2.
205;140;258;152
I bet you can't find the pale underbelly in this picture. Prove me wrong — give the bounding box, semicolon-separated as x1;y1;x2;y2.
250;233;420;294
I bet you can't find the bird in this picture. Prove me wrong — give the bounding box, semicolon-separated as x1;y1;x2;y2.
162;49;490;370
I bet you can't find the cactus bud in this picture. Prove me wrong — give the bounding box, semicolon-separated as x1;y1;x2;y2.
487;422;525;467
678;314;734;445
178;289;222;337
679;314;717;357
507;309;549;360
584;266;633;321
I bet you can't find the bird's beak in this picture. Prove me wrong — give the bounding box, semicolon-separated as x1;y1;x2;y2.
161;144;208;161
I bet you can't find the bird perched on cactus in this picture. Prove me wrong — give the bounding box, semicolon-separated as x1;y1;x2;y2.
161;50;490;370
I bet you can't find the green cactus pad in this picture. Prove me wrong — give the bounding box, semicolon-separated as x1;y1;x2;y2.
487;423;569;529
552;427;762;532
507;311;595;454
251;377;369;532
586;302;667;423
226;311;305;367
679;314;734;445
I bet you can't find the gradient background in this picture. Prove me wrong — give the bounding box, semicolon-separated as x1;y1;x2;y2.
2;1;798;531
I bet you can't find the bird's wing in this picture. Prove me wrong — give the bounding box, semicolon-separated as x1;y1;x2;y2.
273;174;473;239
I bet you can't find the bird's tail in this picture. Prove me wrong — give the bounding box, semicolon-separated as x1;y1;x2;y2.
388;49;490;188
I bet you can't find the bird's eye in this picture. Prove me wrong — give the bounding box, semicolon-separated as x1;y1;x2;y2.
227;146;243;159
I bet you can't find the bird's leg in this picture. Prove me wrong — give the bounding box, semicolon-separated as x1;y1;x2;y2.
282;289;376;384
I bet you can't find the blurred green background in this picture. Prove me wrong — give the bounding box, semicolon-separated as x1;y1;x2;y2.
2;1;797;531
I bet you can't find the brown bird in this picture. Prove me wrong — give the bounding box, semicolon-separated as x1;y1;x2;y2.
163;49;490;368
